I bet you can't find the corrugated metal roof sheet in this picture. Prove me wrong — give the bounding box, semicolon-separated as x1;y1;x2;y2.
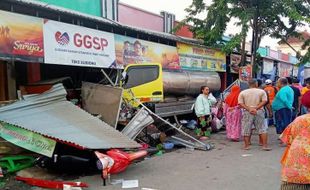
0;84;140;149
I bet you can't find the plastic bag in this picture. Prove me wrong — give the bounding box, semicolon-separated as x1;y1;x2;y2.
211;117;223;132
186;120;197;130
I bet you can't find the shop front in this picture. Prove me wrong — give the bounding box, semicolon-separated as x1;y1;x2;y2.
0;9;183;103
1;7;230;103
0;10;45;101
0;9;118;102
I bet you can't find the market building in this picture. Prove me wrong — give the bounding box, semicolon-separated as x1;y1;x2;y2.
0;0;231;102
277;30;310;82
258;46;299;81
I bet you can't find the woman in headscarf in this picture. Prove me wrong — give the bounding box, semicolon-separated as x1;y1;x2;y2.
194;86;217;138
280;91;310;190
224;85;242;141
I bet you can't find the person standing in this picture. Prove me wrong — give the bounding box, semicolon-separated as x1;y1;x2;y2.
224;85;242;141
264;79;277;105
272;77;294;135
301;78;310;115
301;77;310;96
287;77;301;120
238;79;270;150
279;91;310;190
194;86;217;138
257;79;273;146
292;78;303;91
264;79;277;126
259;79;273;119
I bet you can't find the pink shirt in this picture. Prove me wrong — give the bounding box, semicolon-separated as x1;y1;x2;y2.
292;84;303;91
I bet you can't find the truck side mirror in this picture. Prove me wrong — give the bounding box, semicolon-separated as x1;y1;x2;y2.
121;71;129;86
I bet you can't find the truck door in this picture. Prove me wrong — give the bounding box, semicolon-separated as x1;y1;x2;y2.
123;63;163;104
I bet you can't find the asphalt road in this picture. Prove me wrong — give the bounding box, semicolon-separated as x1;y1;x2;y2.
79;127;284;190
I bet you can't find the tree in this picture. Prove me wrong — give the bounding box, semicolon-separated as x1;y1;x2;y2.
179;0;310;67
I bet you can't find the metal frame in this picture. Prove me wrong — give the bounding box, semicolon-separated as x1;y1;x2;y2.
221;79;241;100
141;103;209;150
100;69;116;86
123;89;210;150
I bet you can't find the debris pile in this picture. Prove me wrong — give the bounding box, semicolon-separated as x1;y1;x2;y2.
0;82;222;189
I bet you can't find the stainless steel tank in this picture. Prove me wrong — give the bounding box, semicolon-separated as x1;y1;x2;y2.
163;70;221;96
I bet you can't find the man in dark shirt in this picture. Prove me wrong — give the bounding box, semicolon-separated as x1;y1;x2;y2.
286;77;301;120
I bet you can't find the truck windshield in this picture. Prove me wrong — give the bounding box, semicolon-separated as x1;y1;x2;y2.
123;65;159;89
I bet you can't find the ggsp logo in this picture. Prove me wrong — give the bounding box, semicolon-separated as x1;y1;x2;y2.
73;33;108;51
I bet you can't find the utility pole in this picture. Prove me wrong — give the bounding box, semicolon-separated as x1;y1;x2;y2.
251;0;259;78
241;30;246;67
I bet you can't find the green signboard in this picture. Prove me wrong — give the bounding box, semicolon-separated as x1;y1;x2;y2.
0;122;56;157
36;0;102;17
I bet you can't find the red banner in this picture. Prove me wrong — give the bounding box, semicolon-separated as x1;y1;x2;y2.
239;65;252;81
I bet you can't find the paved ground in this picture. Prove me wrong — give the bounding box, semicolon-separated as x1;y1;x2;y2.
79;127;284;190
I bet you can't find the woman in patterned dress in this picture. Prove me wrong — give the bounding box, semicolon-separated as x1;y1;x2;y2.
280;91;310;190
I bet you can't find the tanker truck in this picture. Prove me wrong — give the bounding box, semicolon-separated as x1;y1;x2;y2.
122;63;221;117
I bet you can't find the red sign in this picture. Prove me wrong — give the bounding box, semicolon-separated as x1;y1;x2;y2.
12;40;43;57
239;65;252;81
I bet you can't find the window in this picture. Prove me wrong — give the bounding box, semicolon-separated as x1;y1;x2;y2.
124;65;159;89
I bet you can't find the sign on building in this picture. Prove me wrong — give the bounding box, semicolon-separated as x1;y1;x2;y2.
278;62;293;77
262;59;274;75
177;42;226;72
239;65;252;81
114;34;180;69
0;10;44;62
230;54;251;73
44;20;116;68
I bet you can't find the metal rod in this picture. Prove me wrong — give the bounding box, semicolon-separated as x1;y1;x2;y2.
170;136;196;149
173;115;181;127
101;69;115;86
115;70;120;86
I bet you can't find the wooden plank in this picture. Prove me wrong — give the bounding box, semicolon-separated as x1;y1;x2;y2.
0;61;7;101
6;61;16;100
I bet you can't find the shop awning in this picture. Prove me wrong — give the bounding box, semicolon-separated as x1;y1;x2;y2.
0;84;140;149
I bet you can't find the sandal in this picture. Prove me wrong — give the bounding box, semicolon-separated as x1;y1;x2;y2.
199;136;209;141
243;146;251;150
262;147;272;151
